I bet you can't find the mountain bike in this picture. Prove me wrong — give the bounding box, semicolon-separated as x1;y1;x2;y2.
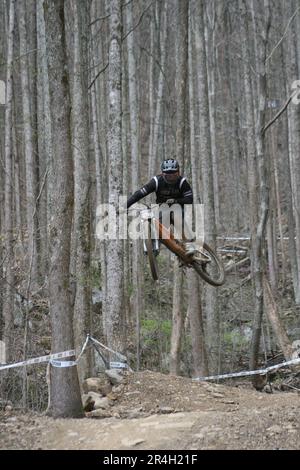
130;203;225;287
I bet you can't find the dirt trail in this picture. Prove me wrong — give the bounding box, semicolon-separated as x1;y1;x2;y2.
1;371;299;450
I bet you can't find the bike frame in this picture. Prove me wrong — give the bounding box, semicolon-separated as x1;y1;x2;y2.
136;204;225;286
140;207;192;265
155;218;192;264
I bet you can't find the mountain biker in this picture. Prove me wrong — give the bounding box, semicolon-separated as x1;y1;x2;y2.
126;158;197;255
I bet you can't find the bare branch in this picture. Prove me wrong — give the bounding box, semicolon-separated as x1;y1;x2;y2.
89;14;110;27
262;90;298;135
0;48;38;68
88;62;109;89
33;167;49;219
122;1;154;41
88;1;136;27
266;5;300;63
225;257;250;273
122;0;135;9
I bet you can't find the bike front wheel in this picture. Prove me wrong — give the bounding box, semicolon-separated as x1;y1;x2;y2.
191;242;225;286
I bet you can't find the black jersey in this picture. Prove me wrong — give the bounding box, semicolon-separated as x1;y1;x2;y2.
127;175;193;209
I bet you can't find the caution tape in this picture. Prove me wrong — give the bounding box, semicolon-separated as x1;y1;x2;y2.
89;335;127;362
76;334;90;363
50;359;78;368
193;356;300;382
89;336;134;371
50;336;92;368
0;334;132;371
0;349;76;371
109;361;128;369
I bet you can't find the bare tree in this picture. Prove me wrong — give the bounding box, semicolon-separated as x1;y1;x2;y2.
72;0;92;384
194;0;219;372
188;10;209;376
169;259;184;375
147;2;168;178
3;0;15;364
169;0;188;376
125;0;143;369
248;0;271;388
44;0;83;418
286;5;300;304
36;0;51;277
105;0;125;354
18;0;39;284
187;271;209;377
89;0;107;337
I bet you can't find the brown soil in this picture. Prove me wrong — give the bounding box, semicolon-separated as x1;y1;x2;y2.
1;370;299;450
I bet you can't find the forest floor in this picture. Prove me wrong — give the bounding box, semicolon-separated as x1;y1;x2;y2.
0;370;300;450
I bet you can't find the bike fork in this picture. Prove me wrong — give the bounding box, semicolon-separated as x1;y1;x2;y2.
143;220;160;254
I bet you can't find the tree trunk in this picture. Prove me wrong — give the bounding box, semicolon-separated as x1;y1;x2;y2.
263;276;294;361
272;124;286;286
266;140;278;293
276;27;298;300
148;2;167;178
18;0;39;284
44;0;83;418
72;0;92;385
90;0;107;342
126;0;143;370
194;0;219;372
188;16;200;201
105;0;125;354
36;0;50;278
169;0;188;376
205;4;220;229
147;8;155;178
90;0;103;206
188;9;209;377
248;0;271;389
287;12;300;303
3;0;15;364
187;270;209;377
27;0;40;269
169;259;184;375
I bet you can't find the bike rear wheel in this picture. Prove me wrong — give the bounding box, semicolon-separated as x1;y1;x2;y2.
191;242;225;286
145;222;159;281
